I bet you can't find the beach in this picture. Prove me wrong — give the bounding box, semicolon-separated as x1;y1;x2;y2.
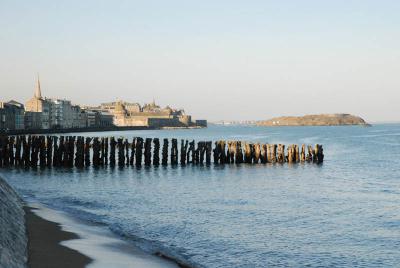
25;207;92;268
24;203;182;268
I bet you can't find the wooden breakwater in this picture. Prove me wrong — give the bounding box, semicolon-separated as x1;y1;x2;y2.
0;135;324;168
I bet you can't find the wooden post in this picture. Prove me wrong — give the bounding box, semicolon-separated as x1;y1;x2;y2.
186;140;193;163
254;143;261;164
244;142;252;164
135;137;143;166
199;141;206;164
125;139;129;166
93;137;101;167
39;136;46;167
306;145;313;162
117;138;125;167
100;137;105;166
314;144;324;164
75;136;84;168
46;136;53;167
162;138;168;165
52;136;58;167
171;138;178;165
84;137;92;167
104;137;109;165
300;144;306;162
213;141;219;164
130;138;136;166
205;141;212;165
144;138;152;166
15;136;22;166
110;137;116;166
153;138;160;165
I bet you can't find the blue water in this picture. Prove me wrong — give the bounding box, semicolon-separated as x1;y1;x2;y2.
2;125;400;268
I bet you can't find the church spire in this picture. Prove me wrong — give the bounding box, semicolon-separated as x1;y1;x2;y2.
34;73;42;99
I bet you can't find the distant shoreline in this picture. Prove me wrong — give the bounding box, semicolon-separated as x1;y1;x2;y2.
0;125;206;136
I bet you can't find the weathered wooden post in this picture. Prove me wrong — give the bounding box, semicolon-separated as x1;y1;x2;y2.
171;138;178;165
277;144;285;163
46;136;53;167
8;136;15;166
186;140;193;163
39;136;46;167
180;140;188;165
130;138;136;166
31;136;40;167
235;141;242;164
135;137;143;166
93;137;101;167
124;139;129;166
15;136;21;166
205;141;212;165
314;144;324;164
52;136;58;167
287;145;294;163
244;142;252;164
254;143;261;164
213;141;219;164
162;138;168;165
117;138;125;167
194;142;200;164
306;145;313;162
220;141;226;164
104;137;109;165
100;137;105;166
75;136;84;168
300;144;306;162
199;141;206;164
144;138;152;166
260;144;267;164
63;137;70;167
110;137;116;166
153;138;160;165
295;144;300;163
84;137;91;167
21;136;27;167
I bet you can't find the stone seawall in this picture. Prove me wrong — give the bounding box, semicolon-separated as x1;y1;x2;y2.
0;175;27;268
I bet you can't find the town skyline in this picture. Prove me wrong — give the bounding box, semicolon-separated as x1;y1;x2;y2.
1;1;400;122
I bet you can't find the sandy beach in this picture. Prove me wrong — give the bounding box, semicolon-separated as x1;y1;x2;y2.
24;204;182;268
25;207;92;268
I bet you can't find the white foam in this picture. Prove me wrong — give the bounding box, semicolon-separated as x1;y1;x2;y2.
30;203;180;268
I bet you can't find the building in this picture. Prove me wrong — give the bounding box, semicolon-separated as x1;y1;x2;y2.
84;109;113;128
0;101;25;131
25;76;90;129
71;105;87;128
99;100;202;128
24;111;42;130
25;76;51;129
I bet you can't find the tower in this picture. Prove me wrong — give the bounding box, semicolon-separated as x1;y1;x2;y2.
34;74;42;99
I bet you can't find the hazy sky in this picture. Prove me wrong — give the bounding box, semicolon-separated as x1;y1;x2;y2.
1;0;399;122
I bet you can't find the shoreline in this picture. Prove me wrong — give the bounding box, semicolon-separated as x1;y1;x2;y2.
25;203;187;268
0;125;206;136
24;206;92;268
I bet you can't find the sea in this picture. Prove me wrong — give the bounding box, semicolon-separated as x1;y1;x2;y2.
2;124;400;268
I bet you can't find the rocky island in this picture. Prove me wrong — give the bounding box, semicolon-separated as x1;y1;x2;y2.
256;114;369;126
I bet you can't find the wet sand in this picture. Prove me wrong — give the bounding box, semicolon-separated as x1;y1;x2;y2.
25;203;182;268
24;206;92;268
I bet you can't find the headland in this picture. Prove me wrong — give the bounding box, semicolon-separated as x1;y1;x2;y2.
256;113;369;126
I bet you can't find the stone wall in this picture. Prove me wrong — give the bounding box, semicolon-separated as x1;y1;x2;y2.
0;175;27;268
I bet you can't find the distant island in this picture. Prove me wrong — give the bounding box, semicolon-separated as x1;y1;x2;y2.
256;114;369;126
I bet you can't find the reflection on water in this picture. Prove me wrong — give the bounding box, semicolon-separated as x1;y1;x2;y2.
2;124;400;268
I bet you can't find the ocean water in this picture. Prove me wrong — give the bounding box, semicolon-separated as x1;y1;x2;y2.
2;124;400;268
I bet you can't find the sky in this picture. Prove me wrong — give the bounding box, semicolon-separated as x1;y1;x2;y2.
0;0;399;122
